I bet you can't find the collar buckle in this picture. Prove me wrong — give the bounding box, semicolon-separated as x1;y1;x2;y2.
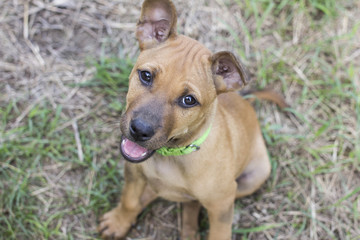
187;144;200;152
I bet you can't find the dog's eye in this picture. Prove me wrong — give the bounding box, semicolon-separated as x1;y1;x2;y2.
138;70;153;86
179;95;198;108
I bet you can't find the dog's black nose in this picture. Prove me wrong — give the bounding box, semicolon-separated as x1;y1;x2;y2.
129;118;155;142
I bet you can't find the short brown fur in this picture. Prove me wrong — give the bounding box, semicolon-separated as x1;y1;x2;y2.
98;1;286;239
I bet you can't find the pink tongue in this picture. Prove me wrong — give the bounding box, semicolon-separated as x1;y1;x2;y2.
122;138;148;159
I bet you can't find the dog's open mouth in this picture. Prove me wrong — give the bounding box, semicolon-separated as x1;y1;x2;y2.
120;136;155;163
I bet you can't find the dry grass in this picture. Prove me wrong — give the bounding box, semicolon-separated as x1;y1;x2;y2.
1;0;359;239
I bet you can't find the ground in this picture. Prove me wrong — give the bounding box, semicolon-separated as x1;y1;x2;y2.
1;0;359;239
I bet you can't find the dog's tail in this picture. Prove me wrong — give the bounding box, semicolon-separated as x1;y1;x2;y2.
241;89;289;110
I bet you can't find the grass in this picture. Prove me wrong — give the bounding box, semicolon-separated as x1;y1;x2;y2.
228;0;359;238
0;100;124;239
0;56;130;239
1;0;359;239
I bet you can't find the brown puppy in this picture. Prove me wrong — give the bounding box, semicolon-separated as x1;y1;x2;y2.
99;0;283;239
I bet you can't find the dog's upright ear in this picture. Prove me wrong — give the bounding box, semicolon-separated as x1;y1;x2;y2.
136;0;177;50
211;51;250;94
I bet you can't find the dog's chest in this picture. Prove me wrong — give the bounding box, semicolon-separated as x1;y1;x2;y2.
142;159;195;202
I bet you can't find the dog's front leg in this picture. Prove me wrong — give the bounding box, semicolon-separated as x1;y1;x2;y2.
202;184;237;240
182;201;201;240
98;165;156;239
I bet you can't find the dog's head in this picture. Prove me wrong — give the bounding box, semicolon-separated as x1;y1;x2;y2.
120;0;250;163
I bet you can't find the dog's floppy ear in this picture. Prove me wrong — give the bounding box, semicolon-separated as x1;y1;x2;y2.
211;51;250;94
136;0;177;51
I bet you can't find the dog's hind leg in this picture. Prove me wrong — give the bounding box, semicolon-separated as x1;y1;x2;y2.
236;135;271;199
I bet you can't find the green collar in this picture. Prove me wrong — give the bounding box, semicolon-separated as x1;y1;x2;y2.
156;125;212;156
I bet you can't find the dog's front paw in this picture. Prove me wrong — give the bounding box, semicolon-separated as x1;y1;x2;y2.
98;209;132;239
